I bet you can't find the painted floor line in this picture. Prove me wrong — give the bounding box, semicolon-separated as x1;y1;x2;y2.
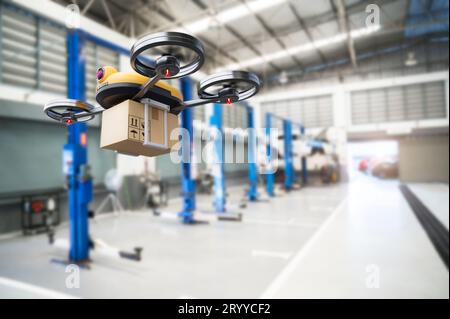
0;277;79;299
259;197;348;299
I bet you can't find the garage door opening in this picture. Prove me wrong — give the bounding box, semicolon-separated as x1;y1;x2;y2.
347;140;399;181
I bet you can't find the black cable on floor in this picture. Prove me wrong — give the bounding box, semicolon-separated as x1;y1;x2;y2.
399;184;449;270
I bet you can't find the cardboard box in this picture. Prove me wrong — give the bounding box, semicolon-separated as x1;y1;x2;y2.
100;99;179;157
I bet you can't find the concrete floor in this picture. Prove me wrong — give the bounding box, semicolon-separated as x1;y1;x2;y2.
0;177;448;298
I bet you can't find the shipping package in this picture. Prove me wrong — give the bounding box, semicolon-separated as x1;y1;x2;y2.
100;99;179;157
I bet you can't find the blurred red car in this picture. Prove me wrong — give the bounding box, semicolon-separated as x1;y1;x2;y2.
358;159;369;172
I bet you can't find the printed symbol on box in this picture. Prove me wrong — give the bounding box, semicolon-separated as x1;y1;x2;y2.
139;118;145;130
129;116;139;128
128;128;139;141
139;118;151;142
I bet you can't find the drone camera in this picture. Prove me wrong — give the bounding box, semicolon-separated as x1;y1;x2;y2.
96;66;119;84
96;67;105;81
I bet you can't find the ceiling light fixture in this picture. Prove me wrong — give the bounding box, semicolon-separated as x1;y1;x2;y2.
174;0;287;34
215;25;381;72
404;52;418;67
278;71;289;84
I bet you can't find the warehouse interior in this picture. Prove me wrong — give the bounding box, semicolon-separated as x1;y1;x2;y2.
0;0;448;299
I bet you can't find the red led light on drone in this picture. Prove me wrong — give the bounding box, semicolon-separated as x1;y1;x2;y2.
226;98;232;105
65;119;74;125
164;69;171;77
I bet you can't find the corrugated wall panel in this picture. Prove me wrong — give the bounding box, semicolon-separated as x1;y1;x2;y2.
0;6;66;95
351;81;447;124
261;94;334;129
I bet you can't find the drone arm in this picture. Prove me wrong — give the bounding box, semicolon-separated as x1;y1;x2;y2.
133;74;162;100
87;107;105;115
171;98;220;113
73;106;105;120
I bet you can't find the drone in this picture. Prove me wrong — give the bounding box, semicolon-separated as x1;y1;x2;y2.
43;32;262;125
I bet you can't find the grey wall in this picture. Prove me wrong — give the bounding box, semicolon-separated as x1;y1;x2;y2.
399;134;449;183
0;117;115;193
0;115;116;234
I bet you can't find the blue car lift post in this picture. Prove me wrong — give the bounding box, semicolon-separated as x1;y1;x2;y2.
207;103;243;221
246;105;259;201
177;79;241;223
53;30;142;263
265;113;275;197
178;78;197;224
64;29;92;263
288;122;309;187
265;113;301;195
283;119;295;191
299;125;309;185
210;103;226;213
244;104;271;203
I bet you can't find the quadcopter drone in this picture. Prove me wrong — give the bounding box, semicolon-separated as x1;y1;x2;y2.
43;32;262;125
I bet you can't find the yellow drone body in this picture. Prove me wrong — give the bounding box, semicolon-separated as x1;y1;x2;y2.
95;66;183;109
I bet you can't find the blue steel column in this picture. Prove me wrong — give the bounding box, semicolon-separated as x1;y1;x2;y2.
210;103;226;213
300;126;308;185
67;29;91;262
265;113;275;197
247;106;258;201
179;78;196;223
283;120;294;190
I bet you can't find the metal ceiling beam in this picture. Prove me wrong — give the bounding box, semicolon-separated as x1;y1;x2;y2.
75;0;254;69
100;0;116;30
288;1;327;64
129;14;135;38
117;14;128;33
189;0;281;72
423;0;437;22
67;0;108;25
270;35;447;87
108;0;155;31
152;0;175;21
245;1;304;70
265;20;449;86
149;0;286;34
335;0;358;68
137;0;240;68
81;0;96;15
225;0;394;51
198;35;240;65
190;0;208;10
224;25;282;72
